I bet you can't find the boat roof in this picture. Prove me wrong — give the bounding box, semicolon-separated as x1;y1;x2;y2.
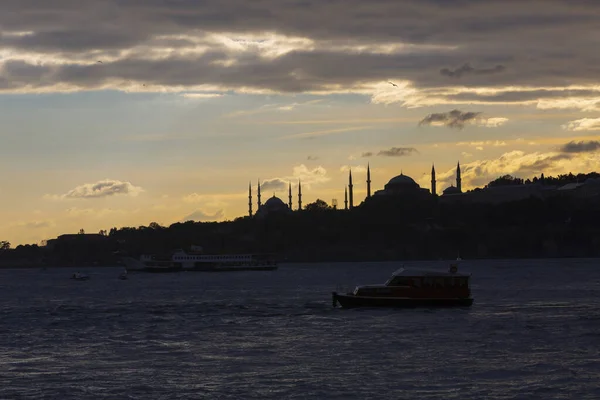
391;267;470;277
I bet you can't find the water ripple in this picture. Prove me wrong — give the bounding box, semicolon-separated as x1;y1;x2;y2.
1;260;600;399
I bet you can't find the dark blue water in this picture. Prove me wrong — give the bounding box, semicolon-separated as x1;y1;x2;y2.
1;259;600;399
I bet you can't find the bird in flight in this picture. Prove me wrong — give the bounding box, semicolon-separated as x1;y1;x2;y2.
388;81;398;87
97;61;103;63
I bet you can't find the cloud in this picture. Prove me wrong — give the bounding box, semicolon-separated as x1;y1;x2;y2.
0;1;597;115
46;179;143;199
562;118;600;131
227;99;324;117
537;97;600;112
277;99;323;111
440;63;506;78
259;164;330;193
280;126;371;140
558;140;600;153
340;165;367;173
182;209;225;222
419;110;482;129
180;93;224;99
64;207;132;218
372;84;600;111
181;193;234;209
260;178;288;191
307;155;319;160
377;147;418;157
363;146;421;159
477;117;508;128
291;164;330;187
456;140;507;147
433;150;593;190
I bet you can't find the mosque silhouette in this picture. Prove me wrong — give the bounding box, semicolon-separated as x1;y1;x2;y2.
248;162;463;217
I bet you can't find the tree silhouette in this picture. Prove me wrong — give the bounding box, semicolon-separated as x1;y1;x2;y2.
487;175;524;187
304;199;331;211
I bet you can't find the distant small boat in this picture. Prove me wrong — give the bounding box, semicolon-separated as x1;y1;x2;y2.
71;272;90;281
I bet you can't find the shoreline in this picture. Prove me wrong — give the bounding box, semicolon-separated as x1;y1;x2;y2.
1;256;599;270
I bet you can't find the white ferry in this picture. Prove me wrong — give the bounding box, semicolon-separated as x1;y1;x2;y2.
121;246;277;273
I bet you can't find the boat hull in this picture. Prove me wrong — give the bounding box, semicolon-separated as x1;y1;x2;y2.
137;266;183;273
332;292;473;309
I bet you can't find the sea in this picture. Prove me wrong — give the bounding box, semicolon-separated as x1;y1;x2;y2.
1;259;599;399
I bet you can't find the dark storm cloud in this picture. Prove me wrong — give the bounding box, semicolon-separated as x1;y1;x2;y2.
440;63;506;78
419;110;481;129
377;147;418;157
559;140;600;153
0;1;600;95
2;1;597;48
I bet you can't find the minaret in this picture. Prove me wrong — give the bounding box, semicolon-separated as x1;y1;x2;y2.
348;169;354;209
456;162;462;193
344;187;348;210
298;180;302;210
366;163;371;198
288;182;292;209
257;179;262;209
431;164;436;196
248;181;253;217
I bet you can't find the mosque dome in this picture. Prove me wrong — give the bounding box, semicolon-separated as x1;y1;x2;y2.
386;173;418;187
443;186;461;195
264;195;286;208
383;173;420;194
255;194;290;218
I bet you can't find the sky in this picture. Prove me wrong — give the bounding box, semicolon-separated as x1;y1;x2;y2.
1;0;600;245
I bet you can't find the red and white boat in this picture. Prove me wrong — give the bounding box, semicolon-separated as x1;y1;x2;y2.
332;262;473;308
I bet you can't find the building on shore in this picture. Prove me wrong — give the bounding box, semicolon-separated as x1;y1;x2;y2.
249;180;302;218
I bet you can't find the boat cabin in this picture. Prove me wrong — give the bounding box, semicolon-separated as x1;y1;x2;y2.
352;264;471;299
